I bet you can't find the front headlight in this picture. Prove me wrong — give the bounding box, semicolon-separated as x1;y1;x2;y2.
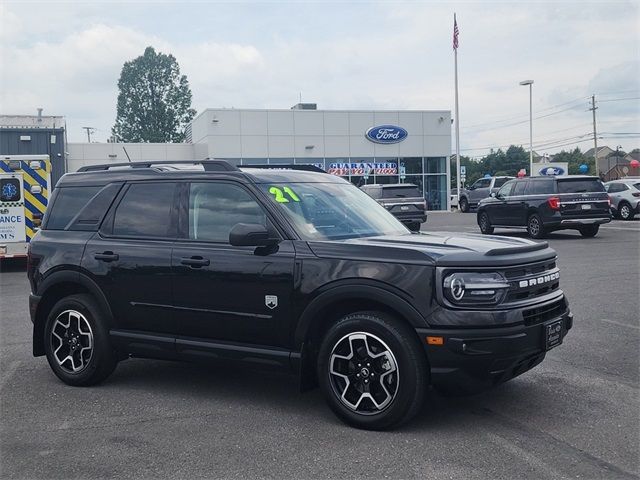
443;272;510;306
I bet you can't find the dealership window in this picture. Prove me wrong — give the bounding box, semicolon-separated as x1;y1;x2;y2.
241;158;268;165
425;175;447;211
295;158;326;170
268;158;295;165
399;157;422;175
425;157;446;174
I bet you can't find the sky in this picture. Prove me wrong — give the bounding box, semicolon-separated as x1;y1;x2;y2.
1;0;639;157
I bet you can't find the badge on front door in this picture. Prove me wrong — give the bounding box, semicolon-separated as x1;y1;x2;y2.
265;295;278;309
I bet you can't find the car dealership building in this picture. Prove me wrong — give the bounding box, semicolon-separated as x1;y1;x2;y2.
66;104;452;210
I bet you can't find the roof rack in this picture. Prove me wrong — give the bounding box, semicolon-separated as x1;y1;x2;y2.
77;160;239;173
240;164;325;173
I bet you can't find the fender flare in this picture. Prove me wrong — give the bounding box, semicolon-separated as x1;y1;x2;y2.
293;281;427;351
36;270;114;325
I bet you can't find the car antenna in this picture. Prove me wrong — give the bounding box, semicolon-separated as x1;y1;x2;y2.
122;146;132;163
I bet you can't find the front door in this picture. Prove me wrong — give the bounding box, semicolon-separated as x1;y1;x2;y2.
171;181;295;349
469;178;492;204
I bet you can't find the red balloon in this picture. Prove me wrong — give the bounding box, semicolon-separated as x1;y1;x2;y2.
630;159;640;168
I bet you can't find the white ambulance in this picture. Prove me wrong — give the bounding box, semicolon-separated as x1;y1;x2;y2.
0;155;52;258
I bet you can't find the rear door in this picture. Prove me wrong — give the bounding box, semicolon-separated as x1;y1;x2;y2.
171;181;296;349
83;182;179;346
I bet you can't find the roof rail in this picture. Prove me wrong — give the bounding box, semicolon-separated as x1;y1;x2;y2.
76;160;239;173
241;164;326;173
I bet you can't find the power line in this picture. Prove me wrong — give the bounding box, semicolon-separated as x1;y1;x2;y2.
598;97;640;103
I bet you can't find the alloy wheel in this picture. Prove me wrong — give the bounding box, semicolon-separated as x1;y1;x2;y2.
50;310;94;374
620;204;631;220
328;332;399;414
529;216;540;236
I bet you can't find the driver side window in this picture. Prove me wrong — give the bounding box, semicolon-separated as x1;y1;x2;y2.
497;181;515;198
189;183;266;243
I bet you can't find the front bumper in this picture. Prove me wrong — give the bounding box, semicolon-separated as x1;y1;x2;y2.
417;306;573;393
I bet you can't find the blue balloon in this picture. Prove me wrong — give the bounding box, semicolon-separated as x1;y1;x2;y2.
579;164;588;173
484;173;491;178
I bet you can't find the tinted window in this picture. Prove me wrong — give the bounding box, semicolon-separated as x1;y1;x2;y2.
607;183;627;193
475;179;491;189
633;183;640;191
113;183;176;237
528;180;555;195
497;181;515;197
46;186;101;230
494;177;512;188
557;179;605;193
512;181;528;196
68;183;122;231
189;183;266;243
382;186;422;198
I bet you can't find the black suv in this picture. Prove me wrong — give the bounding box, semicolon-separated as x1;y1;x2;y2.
360;183;427;231
28;161;573;430
477;176;611;239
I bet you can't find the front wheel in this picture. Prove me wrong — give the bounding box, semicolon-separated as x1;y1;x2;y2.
478;212;494;234
44;294;117;386
527;213;546;239
317;311;427;430
407;221;422;232
579;224;600;238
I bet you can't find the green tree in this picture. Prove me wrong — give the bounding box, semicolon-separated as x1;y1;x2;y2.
112;46;196;142
551;148;594;175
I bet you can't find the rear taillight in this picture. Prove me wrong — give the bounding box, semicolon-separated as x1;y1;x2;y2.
607;195;612;206
422;200;427;210
547;196;561;210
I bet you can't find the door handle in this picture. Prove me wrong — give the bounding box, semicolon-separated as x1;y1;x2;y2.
94;251;119;262
180;256;210;268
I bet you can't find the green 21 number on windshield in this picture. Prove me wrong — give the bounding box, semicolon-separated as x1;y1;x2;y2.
269;186;300;203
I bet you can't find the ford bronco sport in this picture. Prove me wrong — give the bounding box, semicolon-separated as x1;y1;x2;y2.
28;161;573;430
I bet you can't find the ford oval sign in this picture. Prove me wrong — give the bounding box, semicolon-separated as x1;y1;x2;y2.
365;125;408;144
539;166;565;176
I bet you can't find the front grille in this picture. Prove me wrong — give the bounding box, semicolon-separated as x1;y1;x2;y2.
503;259;560;304
522;298;567;326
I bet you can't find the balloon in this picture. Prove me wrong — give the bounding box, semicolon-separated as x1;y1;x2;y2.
579;164;588;174
484;173;491;178
630;159;640;168
517;169;526;178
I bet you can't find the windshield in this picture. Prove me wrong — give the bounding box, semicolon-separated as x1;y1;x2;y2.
259;182;409;240
557;178;605;193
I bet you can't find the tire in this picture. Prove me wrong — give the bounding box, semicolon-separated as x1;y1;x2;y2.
407;221;421;232
579;224;600;238
478;212;494;234
317;311;427;430
44;294;117;386
527;213;546;239
619;202;634;221
459;197;469;213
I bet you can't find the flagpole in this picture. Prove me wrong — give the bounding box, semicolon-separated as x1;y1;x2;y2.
454;14;461;209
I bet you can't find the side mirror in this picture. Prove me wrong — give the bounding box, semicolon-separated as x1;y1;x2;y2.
490;192;497;198
229;223;278;247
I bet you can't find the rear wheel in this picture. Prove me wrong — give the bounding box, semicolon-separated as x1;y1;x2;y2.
619;202;633;220
579;224;600;238
44;294;117;386
459;197;469;213
317;311;427;430
527;213;546;239
478;212;494;234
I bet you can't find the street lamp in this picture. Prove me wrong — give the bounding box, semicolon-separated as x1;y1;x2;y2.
519;80;534;176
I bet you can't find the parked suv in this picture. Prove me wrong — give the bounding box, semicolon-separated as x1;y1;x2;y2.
28;161;573;430
360;183;427;231
605;178;640;220
477;176;611;238
459;176;514;212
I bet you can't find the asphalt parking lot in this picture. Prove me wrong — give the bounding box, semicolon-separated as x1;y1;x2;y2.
1;213;638;480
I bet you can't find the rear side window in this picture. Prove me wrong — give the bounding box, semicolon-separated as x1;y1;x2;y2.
113;183;177;237
512;181;528;196
527;180;555;195
633;183;640;191
607;183;628;193
46;186;101;230
382;186;422;198
557;179;605;193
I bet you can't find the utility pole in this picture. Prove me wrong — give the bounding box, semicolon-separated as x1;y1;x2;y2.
82;127;95;143
589;95;598;175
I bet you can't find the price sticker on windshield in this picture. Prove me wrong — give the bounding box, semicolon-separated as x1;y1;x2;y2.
269;186;300;203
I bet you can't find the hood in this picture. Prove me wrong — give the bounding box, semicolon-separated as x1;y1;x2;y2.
308;231;556;267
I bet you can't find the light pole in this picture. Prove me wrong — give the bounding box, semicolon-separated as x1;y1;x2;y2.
519;80;534;176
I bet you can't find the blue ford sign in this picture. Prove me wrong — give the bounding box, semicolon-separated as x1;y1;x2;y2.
539;166;565;176
365;125;408;144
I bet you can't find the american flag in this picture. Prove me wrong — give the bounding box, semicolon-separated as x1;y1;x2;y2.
453;13;459;50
